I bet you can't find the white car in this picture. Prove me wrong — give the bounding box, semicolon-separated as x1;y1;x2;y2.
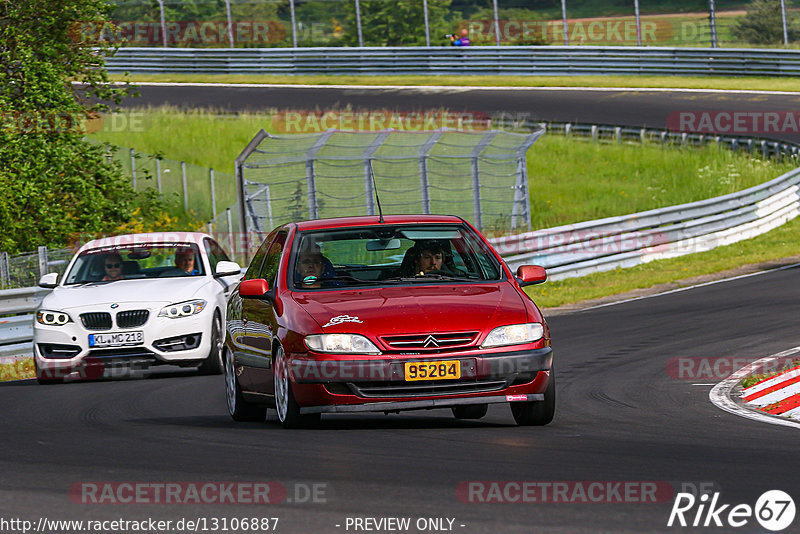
33;232;242;383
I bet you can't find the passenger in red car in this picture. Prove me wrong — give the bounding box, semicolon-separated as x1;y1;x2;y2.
296;244;325;288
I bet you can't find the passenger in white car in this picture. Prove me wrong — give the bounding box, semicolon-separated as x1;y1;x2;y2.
102;253;124;281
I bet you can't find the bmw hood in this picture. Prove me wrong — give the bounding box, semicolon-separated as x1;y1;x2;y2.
42;278;211;311
292;283;527;336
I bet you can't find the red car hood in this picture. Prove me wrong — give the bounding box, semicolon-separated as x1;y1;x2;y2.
292;283;527;336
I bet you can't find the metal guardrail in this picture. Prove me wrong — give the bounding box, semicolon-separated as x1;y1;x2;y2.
0;287;51;361
106;46;800;77
491;122;800;279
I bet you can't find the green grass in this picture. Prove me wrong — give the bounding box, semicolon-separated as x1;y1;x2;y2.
113;73;800;92
88;107;799;309
89;107;797;229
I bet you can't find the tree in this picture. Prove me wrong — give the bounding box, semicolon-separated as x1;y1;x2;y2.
732;0;798;45
0;0;144;253
343;0;454;46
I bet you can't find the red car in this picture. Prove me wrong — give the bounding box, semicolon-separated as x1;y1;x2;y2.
224;215;554;428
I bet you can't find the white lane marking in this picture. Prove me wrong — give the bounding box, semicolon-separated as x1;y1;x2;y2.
578;262;800;312
73;81;800;96
709;345;800;429
692;383;716;386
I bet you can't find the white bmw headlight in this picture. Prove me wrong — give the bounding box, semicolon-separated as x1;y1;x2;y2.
482;323;544;348
305;334;380;354
36;310;72;326
158;299;207;319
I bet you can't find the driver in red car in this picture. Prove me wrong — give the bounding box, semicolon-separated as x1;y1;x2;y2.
400;240;449;276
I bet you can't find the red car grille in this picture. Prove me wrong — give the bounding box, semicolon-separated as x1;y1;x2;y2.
347;379;508;398
380;331;479;352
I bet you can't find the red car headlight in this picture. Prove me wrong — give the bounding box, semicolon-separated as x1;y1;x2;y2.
305;334;381;354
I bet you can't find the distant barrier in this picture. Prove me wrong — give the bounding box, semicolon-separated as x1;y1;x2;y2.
106;46;800;77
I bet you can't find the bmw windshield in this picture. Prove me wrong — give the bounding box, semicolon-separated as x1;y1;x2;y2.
64;243;205;285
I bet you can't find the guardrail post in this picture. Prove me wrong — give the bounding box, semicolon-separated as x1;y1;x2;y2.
0;251;9;287
156;158;162;196
615;127;622;144
37;246;48;278
130;148;137;190
565;123;571;137
210;168;217;220
226;208;235;255
661;131;667;145
591;125;598;143
181;161;188;212
761;140;768;158
640;129;646;143
681;133;688;146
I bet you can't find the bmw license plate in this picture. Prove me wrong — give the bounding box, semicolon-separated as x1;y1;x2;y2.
89;331;144;348
404;360;461;381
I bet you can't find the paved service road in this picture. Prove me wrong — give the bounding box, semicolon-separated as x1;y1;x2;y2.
122;84;800;144
3;265;799;533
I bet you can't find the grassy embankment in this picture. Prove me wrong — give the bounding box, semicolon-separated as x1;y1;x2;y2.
89;107;800;309
113;74;800;93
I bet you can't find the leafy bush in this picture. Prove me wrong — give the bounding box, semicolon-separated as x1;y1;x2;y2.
0;0;182;254
731;0;798;45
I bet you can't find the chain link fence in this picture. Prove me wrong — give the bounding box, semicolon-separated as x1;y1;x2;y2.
88;0;799;49
235;128;544;256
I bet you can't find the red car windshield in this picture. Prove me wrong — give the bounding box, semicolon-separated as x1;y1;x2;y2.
290;224;503;290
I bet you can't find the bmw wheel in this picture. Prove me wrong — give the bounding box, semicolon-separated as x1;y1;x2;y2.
225;347;266;422
199;312;224;375
273;345;319;429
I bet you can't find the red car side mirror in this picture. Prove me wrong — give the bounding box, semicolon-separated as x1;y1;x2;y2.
516;265;547;287
239;278;270;298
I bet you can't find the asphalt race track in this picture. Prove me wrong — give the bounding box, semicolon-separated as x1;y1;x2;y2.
3;265;800;533
122;84;800;144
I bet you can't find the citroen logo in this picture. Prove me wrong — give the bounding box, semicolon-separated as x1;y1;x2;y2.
423;335;440;348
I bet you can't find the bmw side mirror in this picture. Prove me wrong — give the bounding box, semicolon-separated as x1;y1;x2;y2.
516;265;547;287
38;272;59;288
214;260;242;277
239;278;270;298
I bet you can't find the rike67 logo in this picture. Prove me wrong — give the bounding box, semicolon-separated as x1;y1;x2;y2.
668;490;795;531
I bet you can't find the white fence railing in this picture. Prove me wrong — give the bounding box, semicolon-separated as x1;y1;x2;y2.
106;46;800;77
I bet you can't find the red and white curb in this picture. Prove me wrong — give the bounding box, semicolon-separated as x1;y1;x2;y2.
710;345;800;430
741;365;800;417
